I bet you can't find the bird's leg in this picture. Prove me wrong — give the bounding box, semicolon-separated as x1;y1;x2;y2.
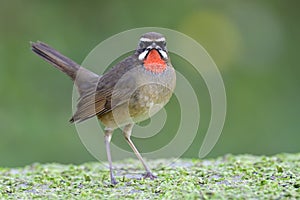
123;124;157;179
104;128;117;185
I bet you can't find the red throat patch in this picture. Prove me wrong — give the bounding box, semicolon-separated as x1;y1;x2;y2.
143;49;167;73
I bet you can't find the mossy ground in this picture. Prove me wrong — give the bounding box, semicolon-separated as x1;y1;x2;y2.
1;154;300;199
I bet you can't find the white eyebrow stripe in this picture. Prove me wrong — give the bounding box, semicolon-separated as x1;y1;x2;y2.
140;37;152;42
140;37;166;42
154;37;166;42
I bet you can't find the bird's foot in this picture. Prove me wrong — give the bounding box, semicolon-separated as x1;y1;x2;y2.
110;176;118;185
143;171;157;179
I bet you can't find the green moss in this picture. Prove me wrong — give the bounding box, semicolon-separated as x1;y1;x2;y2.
1;154;300;199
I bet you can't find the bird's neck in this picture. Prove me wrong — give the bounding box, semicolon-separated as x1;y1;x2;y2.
143;49;167;73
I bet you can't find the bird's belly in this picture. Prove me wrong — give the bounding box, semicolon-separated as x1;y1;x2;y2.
99;83;172;128
130;83;171;115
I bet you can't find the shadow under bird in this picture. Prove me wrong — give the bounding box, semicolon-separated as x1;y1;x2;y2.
31;32;176;185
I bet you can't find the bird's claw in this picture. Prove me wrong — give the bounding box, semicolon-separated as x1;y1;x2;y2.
110;177;118;185
143;171;157;179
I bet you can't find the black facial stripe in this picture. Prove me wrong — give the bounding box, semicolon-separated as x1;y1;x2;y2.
156;49;164;58
144;48;165;59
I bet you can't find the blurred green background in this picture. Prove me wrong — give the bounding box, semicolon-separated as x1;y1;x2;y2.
1;0;299;167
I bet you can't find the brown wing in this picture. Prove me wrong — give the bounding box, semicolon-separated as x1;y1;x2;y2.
70;56;139;123
31;41;140;123
69;92;107;123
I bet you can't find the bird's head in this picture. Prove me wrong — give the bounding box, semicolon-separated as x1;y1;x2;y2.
136;32;169;73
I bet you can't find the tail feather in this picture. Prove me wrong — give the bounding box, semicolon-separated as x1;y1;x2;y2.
31;41;80;80
31;41;101;123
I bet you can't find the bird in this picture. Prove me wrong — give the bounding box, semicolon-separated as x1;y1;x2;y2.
31;32;176;185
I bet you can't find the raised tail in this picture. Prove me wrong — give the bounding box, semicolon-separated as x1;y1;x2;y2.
31;41;81;80
31;41;101;123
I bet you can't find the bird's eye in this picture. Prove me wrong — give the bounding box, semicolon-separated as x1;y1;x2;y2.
139;42;145;49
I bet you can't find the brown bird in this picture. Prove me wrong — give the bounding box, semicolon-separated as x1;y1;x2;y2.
31;32;176;185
